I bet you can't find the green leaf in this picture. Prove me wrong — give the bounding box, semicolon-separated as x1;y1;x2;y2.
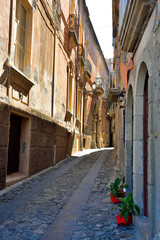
127;193;132;202
122;176;125;184
115;178;121;186
124;212;129;221
131;209;136;216
134;204;140;215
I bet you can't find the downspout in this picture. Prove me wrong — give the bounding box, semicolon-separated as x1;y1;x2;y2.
76;0;80;119
83;88;85;136
66;62;69;111
8;0;13;57
51;31;56;117
4;0;14;96
51;30;56;166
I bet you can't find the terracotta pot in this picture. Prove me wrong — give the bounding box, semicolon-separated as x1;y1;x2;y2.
116;214;132;225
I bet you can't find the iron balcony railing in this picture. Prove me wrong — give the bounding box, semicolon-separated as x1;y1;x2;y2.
84;59;92;77
68;14;79;40
78;44;85;63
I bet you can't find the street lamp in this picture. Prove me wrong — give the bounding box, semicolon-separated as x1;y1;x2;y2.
119;91;125;102
92;82;96;91
84;82;96;94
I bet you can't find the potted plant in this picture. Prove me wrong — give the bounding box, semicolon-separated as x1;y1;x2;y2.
109;177;128;203
116;193;140;225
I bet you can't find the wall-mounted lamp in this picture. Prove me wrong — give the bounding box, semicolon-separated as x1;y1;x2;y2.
84;82;97;99
85;82;96;93
92;82;96;91
119;91;125;102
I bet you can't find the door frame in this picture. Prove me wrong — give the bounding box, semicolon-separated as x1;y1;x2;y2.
7;111;30;181
143;72;149;217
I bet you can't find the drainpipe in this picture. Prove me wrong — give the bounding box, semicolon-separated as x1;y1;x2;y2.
8;0;13;57
51;28;56;166
66;62;69;110
51;30;56;117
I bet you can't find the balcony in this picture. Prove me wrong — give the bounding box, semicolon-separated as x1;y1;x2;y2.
95;77;105;95
65;109;73;122
68;14;79;49
84;60;92;78
109;103;116;118
78;44;85;66
109;109;115;118
108;71;120;102
119;0;154;52
108;87;120;102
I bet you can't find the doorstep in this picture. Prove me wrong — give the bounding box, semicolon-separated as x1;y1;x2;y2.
6;172;27;187
135;216;149;240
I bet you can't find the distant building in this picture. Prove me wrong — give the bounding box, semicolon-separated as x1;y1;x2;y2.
0;0;110;190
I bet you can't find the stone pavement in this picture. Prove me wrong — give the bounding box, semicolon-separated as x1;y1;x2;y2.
0;148;137;240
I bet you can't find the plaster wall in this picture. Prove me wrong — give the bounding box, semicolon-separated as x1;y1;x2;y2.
31;1;54;116
124;4;160;238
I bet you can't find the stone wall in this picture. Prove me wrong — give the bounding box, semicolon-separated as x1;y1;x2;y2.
29;115;54;175
123;5;160;239
0;101;74;189
53;124;68;163
0;103;9;190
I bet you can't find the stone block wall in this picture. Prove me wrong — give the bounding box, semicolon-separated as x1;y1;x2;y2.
29;115;54;175
53;124;68;163
0;103;10;190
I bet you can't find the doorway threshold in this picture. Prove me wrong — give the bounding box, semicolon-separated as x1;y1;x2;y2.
6;172;27;187
135;216;149;240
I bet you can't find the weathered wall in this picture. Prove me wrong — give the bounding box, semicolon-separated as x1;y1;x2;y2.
0;103;9;190
31;1;54;116
0;0;110;191
124;5;160;239
30;115;54;175
53;124;67;163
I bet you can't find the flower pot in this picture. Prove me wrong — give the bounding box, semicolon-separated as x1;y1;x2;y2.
116;214;132;226
110;190;125;203
110;194;121;203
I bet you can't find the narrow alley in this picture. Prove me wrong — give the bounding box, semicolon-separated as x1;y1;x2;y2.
0;149;137;240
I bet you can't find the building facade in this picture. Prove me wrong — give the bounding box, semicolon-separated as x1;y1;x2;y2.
112;0;160;239
0;0;110;190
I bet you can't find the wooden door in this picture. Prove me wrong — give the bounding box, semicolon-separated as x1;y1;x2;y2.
7;114;22;174
143;72;148;217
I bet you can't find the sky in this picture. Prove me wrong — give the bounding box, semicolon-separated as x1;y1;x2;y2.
85;0;113;60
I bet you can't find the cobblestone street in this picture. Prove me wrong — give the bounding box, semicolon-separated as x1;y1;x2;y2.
0;149;137;240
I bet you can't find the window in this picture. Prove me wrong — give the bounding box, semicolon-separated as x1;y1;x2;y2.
13;0;32;75
14;0;27;72
84;96;88;123
77;88;81;119
68;73;73;111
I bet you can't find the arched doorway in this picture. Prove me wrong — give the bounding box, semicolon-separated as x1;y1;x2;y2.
134;62;149;216
125;85;133;193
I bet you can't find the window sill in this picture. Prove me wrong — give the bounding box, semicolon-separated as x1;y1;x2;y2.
65;109;73;122
76;117;81;127
8;65;34;105
8;65;34;91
